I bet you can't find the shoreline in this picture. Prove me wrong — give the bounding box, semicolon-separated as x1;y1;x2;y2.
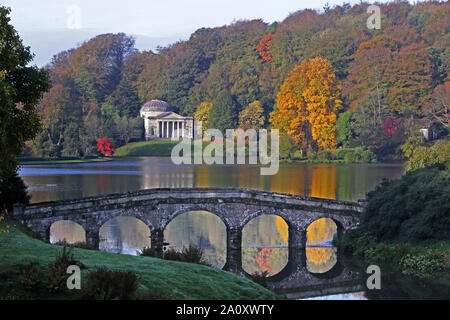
18;157;113;165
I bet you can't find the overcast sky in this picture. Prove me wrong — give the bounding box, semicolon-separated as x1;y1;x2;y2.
4;0;397;66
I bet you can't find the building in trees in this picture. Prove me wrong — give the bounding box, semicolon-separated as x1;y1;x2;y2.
140;100;194;140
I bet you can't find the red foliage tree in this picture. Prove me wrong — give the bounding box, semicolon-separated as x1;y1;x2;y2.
381;117;402;138
256;33;275;63
96;138;115;156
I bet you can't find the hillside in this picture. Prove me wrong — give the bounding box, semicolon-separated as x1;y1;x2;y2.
0;218;276;300
27;1;449;160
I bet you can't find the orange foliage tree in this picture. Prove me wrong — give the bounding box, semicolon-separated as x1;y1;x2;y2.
270;57;341;151
256;33;275;63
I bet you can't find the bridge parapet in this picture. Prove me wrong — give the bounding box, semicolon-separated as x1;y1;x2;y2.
13;187;363;218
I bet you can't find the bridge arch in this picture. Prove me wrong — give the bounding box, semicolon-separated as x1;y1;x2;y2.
163;209;228;268
98;216;151;254
238;208;295;231
49;219;86;244
95;210;155;232
160;206;231;231
241;214;290;277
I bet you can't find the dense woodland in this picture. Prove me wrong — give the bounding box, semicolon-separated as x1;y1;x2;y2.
27;1;449;160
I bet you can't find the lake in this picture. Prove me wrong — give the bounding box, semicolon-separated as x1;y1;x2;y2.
19;157;410;299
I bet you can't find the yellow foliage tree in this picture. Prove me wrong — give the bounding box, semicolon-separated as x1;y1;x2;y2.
270;57;341;151
238;100;265;130
194;101;213;132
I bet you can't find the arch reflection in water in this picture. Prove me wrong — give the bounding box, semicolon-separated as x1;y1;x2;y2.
164;210;227;268
242;215;288;276
99;216;151;255
306;218;338;274
50;220;86;244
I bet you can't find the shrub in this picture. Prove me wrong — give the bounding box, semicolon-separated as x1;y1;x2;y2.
341;229;377;256
406;140;450;171
250;270;271;288
47;246;86;293
400;251;445;277
316;150;333;160
54;239;97;250
137;287;172;300
362;243;410;265
163;245;209;266
20;261;45;291
358;165;450;243
138;246;158;257
279;134;298;160
293;150;303;160
336;147;376;163
336;148;353;160
306;146;316;160
83;267;140;300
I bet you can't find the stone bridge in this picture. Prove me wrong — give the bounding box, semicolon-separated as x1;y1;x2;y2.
13;187;363;277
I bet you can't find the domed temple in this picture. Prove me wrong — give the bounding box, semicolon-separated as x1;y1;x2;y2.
140;100;194;140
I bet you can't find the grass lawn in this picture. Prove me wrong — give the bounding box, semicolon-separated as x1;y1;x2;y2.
0;218;276;300
114;140;210;157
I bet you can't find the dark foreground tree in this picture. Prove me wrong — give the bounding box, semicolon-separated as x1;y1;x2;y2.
0;6;50;211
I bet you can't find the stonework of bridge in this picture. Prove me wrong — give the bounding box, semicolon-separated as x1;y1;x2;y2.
13;187;363;277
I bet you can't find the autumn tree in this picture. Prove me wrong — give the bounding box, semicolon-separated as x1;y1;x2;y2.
270;57;341;151
384;42;435;115
239;100;265;130
194;101;213;132
256;33;275;63
422;81;449;130
97;138;116;156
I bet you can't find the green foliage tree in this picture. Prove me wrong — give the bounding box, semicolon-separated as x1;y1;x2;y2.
0;7;50;211
114;116;143;145
208;91;237;132
406;140;450;171
279;134;298;160
336;110;354;147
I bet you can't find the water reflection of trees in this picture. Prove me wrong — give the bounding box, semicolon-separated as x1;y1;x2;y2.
164;211;227;268
306;247;338;274
242;215;289;275
50;220;85;244
99;216;151;255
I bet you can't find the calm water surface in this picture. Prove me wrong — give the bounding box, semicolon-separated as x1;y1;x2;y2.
19;157;407;299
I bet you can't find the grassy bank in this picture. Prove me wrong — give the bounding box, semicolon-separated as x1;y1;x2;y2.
0;218;276;300
114;140;211;157
18;157;113;165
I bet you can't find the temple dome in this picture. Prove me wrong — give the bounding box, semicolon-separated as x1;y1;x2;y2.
141;99;173;113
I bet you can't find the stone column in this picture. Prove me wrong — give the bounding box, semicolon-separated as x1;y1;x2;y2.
181;121;184;138
223;227;243;275
288;225;307;268
86;229;100;250
157;121;161;138
150;228;164;258
165;121;168;139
